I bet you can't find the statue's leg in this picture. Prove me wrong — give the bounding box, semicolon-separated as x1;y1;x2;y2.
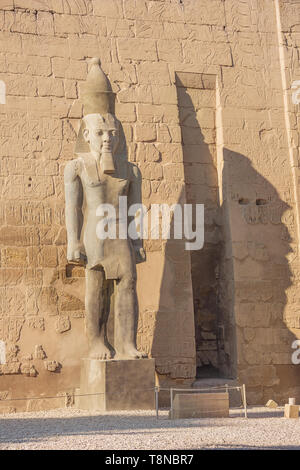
85;267;113;360
114;271;147;359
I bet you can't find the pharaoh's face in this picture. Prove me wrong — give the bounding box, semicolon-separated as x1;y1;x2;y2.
83;113;119;156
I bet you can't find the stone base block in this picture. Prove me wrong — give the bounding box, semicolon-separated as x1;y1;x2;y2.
169;392;229;419
79;358;155;411
284;404;299;419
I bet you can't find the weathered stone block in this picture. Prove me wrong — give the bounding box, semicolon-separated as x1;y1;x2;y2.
36;11;54;35
22;35;68;57
118;85;153;104
163;163;184;181
7;54;51;77
69;35;108;61
184;0;225;25
139;162;163;180
157;39;183;62
137;62;170;86
115;103;136;123
0;32;21;54
0;73;37;97
136;20;164;38
152;85;178;105
170;392;229;419
118;38;157;61
2;248;28;267
93;0;123;18
107;18;134;38
52;57;87;80
137;143;160;163
54;13;81;35
37;77;64;97
79;358;155;411
135;124;156;143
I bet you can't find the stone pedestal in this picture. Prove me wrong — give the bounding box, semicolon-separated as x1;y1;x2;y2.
79;358;155;411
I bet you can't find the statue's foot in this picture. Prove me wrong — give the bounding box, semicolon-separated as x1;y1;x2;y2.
117;344;148;359
89;341;113;360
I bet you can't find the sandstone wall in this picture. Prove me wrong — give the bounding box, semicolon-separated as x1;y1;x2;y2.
0;0;299;411
219;0;300;405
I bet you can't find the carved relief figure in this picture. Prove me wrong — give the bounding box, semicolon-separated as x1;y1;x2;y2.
64;58;146;360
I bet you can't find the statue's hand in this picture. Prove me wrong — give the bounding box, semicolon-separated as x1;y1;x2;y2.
134;246;146;263
67;242;86;265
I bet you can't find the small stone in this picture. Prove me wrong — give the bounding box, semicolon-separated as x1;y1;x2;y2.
266;399;278;409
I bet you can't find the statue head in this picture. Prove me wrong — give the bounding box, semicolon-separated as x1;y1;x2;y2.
82;113;119;174
76;58;121;173
82;113;119;154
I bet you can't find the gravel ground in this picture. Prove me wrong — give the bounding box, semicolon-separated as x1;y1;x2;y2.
0;406;299;450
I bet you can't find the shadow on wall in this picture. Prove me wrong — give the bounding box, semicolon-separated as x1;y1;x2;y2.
149;72;219;399
221;147;300;404
174;73;227;379
150;70;299;404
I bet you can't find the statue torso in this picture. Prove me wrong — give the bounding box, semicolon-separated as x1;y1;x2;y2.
78;153;130;210
74;153;135;278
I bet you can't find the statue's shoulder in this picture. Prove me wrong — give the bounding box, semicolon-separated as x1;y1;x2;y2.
64;157;83;182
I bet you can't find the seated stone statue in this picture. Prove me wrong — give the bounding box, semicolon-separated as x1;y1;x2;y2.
64;58;146;361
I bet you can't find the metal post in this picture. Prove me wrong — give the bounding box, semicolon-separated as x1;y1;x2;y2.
242;384;248;418
170;388;173;419
155;387;159;419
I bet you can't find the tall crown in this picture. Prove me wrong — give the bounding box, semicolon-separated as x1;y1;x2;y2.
81;58;114;115
75;58;115;154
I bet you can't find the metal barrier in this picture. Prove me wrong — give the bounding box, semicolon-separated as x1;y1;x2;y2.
1;384;248;419
155;384;248;419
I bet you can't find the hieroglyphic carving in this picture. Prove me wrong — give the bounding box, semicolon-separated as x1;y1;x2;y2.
0;363;20;375
6;344;19;363
26;287;40;316
44;360;60;372
0;318;24;343
26;317;45;331
0;287;26;317
38;287;58;317
55;315;71;333
20;363;38;377
5;202;52;226
34;345;47;360
0;391;9;400
242;203;289;225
